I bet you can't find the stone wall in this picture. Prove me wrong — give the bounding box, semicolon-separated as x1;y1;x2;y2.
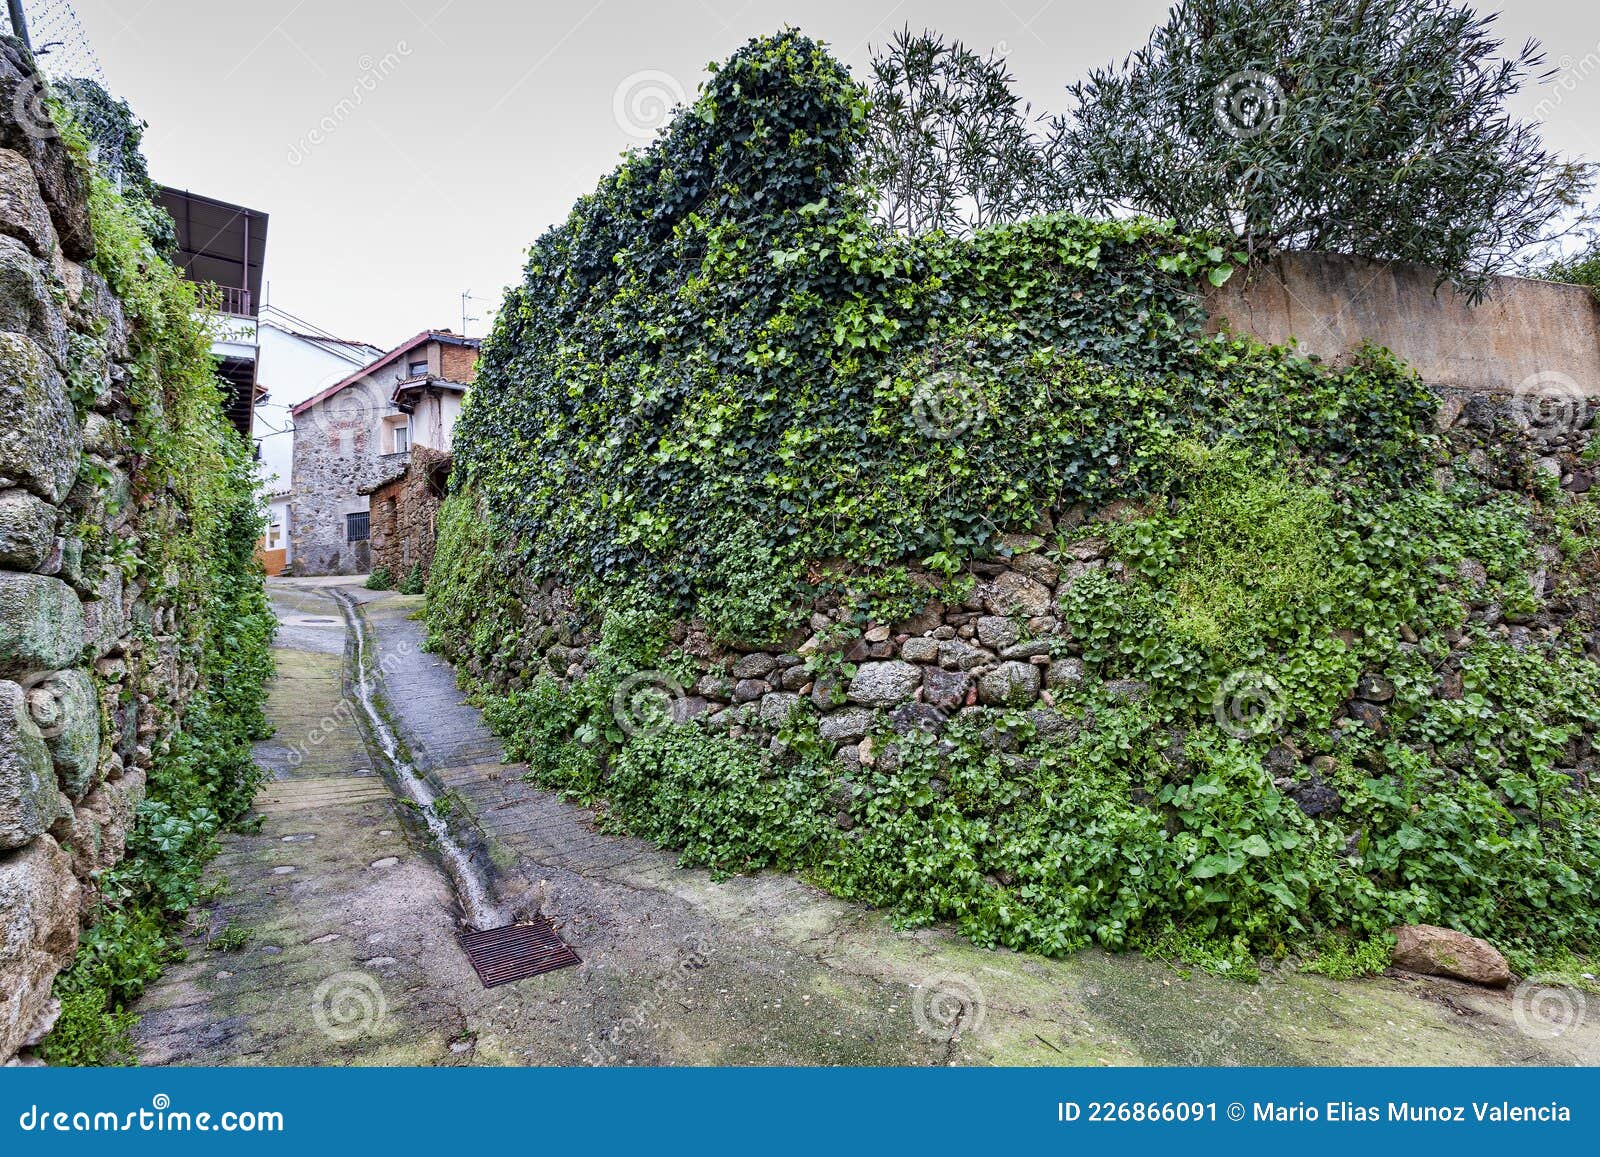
454;383;1599;821
0;42;193;1062
363;445;450;581
1204;252;1600;397
288;375;393;576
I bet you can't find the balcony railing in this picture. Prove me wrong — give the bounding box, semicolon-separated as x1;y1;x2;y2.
199;284;254;317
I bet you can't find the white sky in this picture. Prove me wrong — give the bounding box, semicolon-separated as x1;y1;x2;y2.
64;0;1600;350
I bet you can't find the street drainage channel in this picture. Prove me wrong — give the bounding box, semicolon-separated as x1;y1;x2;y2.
329;589;581;987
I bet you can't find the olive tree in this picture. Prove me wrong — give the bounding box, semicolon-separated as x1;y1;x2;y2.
1048;0;1592;298
859;28;1050;236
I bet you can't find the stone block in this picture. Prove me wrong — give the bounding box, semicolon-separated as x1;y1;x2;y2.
846;660;921;708
979;661;1041;707
0;573;83;673
0;680;56;849
0;488;53;569
0;332;79;503
0;835;81;1062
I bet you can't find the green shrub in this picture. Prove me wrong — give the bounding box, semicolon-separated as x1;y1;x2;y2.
365;565;393;590
398;562;426;595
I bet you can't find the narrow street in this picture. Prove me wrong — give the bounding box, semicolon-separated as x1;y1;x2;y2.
131;581;1600;1067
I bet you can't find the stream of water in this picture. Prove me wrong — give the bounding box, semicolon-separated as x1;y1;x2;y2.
330;589;507;931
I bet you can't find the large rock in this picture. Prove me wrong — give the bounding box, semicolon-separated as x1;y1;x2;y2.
980;571;1053;618
0;680;57;849
0;149;55;259
757;691;802;728
0;573;83;672
0;835;81;1062
0;46;95;259
846;660;921;708
59;767;143;903
818;707;876;743
1390;924;1511;988
975;615;1019;650
0;235;67;365
979;661;1042;707
0;488;54;569
0;332;80;503
29;668;99;799
922;666;972;713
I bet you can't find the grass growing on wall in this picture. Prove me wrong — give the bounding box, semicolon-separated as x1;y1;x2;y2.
37;104;274;1066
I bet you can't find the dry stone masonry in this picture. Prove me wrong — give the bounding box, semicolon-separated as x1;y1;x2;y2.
0;42;200;1062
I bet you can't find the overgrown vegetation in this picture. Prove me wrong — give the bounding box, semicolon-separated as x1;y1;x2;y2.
39;98;273;1066
429;31;1600;978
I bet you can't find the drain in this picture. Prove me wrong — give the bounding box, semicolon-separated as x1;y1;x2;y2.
458;919;580;987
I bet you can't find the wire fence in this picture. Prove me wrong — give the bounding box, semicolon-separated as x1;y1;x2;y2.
3;0;128;183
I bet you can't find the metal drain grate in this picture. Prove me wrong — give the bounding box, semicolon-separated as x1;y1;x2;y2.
457;919;580;987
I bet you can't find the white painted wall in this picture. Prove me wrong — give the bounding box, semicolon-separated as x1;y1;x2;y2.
252;314;381;494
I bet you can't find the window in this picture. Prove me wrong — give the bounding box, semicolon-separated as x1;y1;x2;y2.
266;521;283;549
392;423;410;454
346;512;370;542
407;360;428;377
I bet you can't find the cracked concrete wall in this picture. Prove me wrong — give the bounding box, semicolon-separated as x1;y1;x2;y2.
0;41;191;1062
1205;252;1600;397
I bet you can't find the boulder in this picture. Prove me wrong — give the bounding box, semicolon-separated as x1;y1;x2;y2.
731;652;777;680
30;668;99;799
899;636;939;663
0;835;81;1061
0;680;57;849
0;332;80;504
979;572;1053;618
1046;658;1085;689
922;666;972;713
818;707;875;743
1389;924;1511;988
975;615;1018;650
0;488;54;569
0;235;67;366
846;660;921;708
0;573;84;672
979;661;1042;707
757;691;802;728
0;149;55;259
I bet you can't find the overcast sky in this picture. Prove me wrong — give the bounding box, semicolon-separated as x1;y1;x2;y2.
60;0;1600;350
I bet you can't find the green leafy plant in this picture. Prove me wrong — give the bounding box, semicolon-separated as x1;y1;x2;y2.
366;565;394;590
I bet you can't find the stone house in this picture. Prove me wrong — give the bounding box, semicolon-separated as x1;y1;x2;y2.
288;330;477;576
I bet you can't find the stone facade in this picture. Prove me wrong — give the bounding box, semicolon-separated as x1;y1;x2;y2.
363;445;451;582
0;41;193;1062
288;332;476;576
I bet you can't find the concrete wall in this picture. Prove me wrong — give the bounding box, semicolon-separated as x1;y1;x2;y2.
1204;252;1600;397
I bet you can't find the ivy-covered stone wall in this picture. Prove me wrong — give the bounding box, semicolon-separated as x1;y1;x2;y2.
0;40;270;1064
428;33;1600;977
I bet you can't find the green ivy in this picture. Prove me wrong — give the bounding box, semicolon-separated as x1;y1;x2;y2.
38;100;273;1066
